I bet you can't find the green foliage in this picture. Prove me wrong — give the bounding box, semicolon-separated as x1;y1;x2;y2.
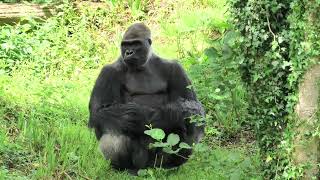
0;72;262;179
229;0;320;178
144;128;191;156
0;74;108;179
138;148;262;179
189;114;206;127
187;30;249;137
166;133;180;146
0;23;35;74
0;0;262;178
144;128;166;141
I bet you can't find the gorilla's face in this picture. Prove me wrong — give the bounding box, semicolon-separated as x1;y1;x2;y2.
121;39;152;67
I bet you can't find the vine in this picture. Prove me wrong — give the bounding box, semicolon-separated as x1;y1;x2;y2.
229;0;320;178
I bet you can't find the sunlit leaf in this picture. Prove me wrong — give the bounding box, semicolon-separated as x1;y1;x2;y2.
144;128;165;141
179;142;192;149
167;133;180;146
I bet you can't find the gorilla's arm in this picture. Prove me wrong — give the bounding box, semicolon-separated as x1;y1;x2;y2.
150;62;204;142
89;66;121;116
169;62;205;115
146;62;204;166
169;62;205;144
89;66;150;139
88;66;122;138
168;62;197;101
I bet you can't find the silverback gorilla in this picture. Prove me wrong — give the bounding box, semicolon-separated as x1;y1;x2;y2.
88;23;205;173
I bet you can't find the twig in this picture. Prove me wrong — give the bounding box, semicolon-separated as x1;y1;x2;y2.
266;15;276;42
175;153;189;160
78;173;91;180
160;155;163;169
63;171;72;180
153;153;158;168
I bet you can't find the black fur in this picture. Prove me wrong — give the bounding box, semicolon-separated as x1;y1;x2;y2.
88;23;205;173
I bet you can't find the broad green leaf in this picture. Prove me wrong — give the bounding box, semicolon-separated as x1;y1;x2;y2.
144;128;165;141
151;142;168;148
179;142;192;149
167;133;180;146
163;147;179;154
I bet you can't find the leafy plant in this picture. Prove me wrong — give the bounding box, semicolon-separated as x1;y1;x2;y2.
229;0;320;178
188;30;249;138
144;128;192;156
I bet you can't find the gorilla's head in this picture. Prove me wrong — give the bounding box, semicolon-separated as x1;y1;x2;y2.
121;23;152;67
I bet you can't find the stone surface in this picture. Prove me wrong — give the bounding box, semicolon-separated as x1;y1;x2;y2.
294;64;320;179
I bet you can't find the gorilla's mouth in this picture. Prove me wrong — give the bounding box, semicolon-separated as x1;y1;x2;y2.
124;58;140;66
124;58;135;63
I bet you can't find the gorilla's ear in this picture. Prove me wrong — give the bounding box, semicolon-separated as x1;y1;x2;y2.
147;38;152;45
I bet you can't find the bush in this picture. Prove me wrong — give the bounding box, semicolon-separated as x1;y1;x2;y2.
229;0;320;178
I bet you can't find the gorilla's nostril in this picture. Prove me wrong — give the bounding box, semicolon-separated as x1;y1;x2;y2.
125;50;134;56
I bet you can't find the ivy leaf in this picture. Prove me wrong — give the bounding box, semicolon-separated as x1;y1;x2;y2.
278;36;284;43
167;133;180;146
271;40;278;50
271;61;279;67
266;155;272;163
281;61;292;69
144;128;165;141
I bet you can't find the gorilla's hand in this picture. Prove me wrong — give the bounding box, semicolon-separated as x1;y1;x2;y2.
149;102;187;136
120;103;150;135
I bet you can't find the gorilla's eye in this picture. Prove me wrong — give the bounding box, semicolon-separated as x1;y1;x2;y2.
133;41;143;47
121;40;143;48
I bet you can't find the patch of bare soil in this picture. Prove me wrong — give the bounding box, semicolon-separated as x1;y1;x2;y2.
0;3;53;18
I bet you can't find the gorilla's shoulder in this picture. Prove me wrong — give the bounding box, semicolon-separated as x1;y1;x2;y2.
152;55;182;69
101;59;125;73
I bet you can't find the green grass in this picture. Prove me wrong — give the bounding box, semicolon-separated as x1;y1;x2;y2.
0;0;262;179
0;72;261;179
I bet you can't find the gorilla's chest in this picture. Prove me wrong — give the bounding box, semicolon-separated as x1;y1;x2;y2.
124;71;167;94
123;71;168;107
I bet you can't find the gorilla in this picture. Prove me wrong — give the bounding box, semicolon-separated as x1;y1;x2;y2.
88;23;205;173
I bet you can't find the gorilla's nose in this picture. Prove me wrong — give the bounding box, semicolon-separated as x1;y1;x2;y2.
125;50;134;57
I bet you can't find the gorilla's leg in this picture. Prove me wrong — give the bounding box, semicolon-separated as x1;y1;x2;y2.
99;132;149;171
99;133;131;170
131;137;149;169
